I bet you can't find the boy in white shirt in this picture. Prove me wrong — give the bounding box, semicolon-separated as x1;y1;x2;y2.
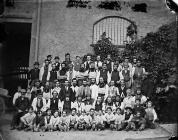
49;110;60;131
59;110;70;132
95;110;105;131
104;107;115;130
114;107;124;131
68;108;78;130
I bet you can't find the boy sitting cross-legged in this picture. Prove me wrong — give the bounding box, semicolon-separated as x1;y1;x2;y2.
88;108;96;131
120;106;133;131
68;108;78;130
32;111;45;132
114;107;124;131
49;110;60;131
18;106;36;131
104;107;115;130
76;110;90;131
58;110;70;132
43;109;52;131
95;110;105;131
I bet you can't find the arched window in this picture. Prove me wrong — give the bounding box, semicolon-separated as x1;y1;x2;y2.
92;16;137;46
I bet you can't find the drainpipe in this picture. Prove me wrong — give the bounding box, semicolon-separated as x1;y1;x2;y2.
35;0;42;62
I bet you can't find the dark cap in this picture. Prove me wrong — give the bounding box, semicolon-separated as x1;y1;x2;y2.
116;107;122;111
47;55;52;58
54;56;59;59
125;106;132;111
34;61;39;65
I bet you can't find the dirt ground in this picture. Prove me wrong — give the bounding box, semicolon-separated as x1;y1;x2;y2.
0;114;174;140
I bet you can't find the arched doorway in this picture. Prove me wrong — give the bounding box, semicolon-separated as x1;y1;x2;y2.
92;16;137;47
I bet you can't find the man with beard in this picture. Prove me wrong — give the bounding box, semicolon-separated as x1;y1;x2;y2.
97;63;111;84
40;59;51;86
132;60;146;91
76;63;88;80
76;80;90;100
98;77;109;102
111;63;121;87
90;78;98;101
70;78;79;102
88;62;98;80
118;80;127;101
58;63;67;83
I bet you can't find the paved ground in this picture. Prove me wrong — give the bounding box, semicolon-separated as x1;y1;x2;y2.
0;114;174;140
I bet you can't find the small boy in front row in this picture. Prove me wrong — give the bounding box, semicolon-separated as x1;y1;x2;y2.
49;110;60;131
95;110;105;131
59;110;70;132
120;107;133;130
145;101;158;129
68;108;78;130
18;107;36;131
43;109;52;131
114;107;124;131
76;110;91;131
104;107;115;130
32;111;45;132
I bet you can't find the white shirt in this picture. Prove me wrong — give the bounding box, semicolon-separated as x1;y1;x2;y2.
71;101;85;114
90;84;98;101
13;92;21;105
132;95;147;105
50;116;60;126
31;97;47;112
120;96;135;110
71;86;79;94
98;84;109;100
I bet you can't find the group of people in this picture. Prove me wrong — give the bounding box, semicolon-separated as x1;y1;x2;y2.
11;53;157;132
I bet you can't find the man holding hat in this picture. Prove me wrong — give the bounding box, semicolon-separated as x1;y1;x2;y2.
11;89;30;130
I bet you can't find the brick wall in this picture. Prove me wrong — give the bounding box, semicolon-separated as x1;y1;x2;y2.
38;0;175;64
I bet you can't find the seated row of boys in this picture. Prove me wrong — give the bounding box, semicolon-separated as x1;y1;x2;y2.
15;100;157;132
11;84;157;131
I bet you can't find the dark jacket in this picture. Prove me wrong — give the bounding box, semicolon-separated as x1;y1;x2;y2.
15;96;30;112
